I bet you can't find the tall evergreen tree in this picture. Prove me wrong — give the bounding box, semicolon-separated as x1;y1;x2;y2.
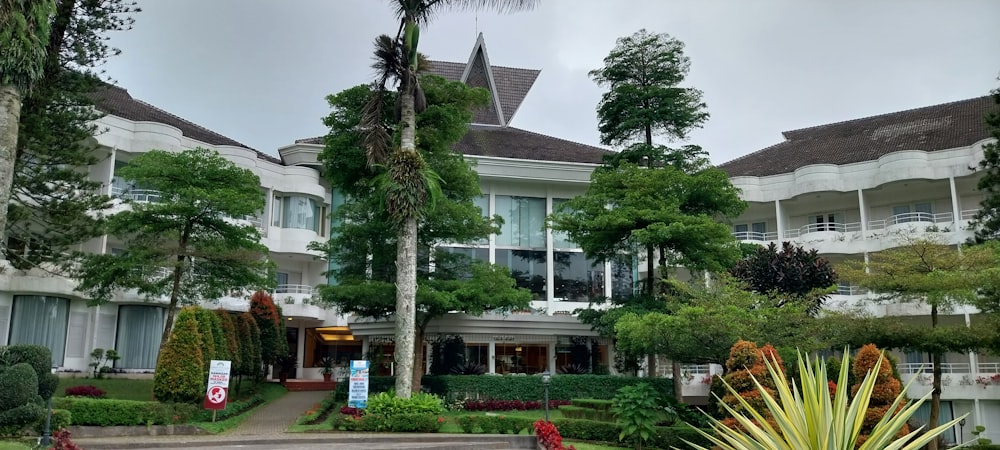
0;0;56;243
973;81;1000;241
6;1;139;269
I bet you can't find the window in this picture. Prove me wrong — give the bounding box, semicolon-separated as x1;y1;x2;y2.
496;249;546;299
271;194;326;234
9;296;70;366
495;196;545;248
115;306;166;369
552;199;579;249
891;202;933;223
553;252;604;302
812;213;845;231
733;222;767;240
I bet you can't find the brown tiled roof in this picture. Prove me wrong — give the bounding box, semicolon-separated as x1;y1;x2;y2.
719;96;997;177
425;59;540;126
456;125;609;164
295;125;610;164
92;85;283;164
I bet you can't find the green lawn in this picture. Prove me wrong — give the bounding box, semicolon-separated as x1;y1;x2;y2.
55;377;154;401
0;442;33;450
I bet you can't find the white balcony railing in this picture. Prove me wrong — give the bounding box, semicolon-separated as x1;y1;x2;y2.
979;363;1000;373
898;362;971;374
275;284;313;295
868;212;954;230
732;231;779;241
836;284;867;295
110;185;163;203
961;209;979;221
784;222;862;238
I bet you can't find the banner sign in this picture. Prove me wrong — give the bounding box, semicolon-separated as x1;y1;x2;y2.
203;360;232;410
347;360;370;409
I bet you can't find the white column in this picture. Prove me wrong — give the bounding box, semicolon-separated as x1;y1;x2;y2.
425;341;432;375
488;341;496;374
488;191;496;264
296;324;306;379
547;341;557;374
774;200;785;240
546;196;555;315
604;261;613;298
607;342;617;375
361;338;370;357
857;189;869;234
966;312;978;375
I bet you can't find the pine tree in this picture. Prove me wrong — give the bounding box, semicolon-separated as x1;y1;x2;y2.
153;307;205;403
249;290;283;379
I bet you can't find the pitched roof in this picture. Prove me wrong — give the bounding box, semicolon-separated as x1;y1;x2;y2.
456;125;609;164
93;85;283;164
719;96;997;177
424;33;540;127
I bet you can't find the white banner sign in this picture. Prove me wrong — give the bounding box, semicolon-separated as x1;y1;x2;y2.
347;360;370;409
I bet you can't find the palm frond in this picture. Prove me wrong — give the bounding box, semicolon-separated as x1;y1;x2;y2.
389;0;539;25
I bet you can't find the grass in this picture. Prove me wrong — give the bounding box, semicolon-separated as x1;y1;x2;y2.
0;442;33;450
191;382;288;434
55;377;154;401
563;440;627;450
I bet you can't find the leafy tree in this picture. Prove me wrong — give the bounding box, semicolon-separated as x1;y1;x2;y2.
234;312;262;389
0;0;56;242
73;147;275;360
838;236;995;450
851;344;909;446
6;0;139;269
361;0;538;398
729;241;838;315
152;307;205;403
589;29;708;147
249;290;285;379
972;81;1000;241
316;76;529;392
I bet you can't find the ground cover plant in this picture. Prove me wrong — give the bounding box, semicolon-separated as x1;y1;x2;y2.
55;378;154;402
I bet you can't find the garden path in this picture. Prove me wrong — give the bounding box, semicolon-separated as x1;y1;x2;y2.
228;390;329;435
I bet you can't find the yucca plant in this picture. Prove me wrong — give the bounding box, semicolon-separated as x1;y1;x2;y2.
685;350;965;450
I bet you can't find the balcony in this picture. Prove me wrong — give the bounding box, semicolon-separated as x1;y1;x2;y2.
868;211;954;231
677;364;714;398
110;185;162;203
732;230;778;242
274;284;325;320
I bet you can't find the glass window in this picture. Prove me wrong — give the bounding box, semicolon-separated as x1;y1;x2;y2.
496;249;546;299
282;196;319;231
751;222;766;234
495;196;545;248
734;224;748;233
9;296;70;366
115;306;166;369
552;199;578;249
553;252;605;302
611;255;636;300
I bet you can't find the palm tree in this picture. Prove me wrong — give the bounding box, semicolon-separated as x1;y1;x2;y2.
0;0;55;243
362;0;537;397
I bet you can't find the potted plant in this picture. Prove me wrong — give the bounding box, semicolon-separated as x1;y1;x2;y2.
275;353;297;383
318;356;335;382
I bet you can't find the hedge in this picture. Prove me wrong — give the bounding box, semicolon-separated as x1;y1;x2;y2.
333;413;444;432
335;375;674;403
3;345;58;400
552;418;712;449
53;398;198;426
570;398;613;412
455;415;534;434
559;405;614;422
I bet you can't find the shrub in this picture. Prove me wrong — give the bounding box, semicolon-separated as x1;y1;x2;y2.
53;397;198;426
0;363;44;436
215;310;241;376
64;385;106;398
2;344;58;400
534;419;575;450
852;344;908;444
570;398;612;412
153;308;205;403
333;413;444;432
552;418;712;449
420;374;674;402
52;428;82;450
33;409;72;435
192;307;219;374
612;383;660;448
250;290;284;376
462;399;569;411
559;405;614;422
366;391;445;416
455;415;533;434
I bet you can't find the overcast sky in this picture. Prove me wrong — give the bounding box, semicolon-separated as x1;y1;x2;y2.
103;0;1000;165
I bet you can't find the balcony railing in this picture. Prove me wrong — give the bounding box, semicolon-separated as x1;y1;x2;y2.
274;284;313;295
835;284;867;295
979;362;1000;373
784;222;862;238
898;362;971;374
868;212;954;230
110;185;162;203
961;209;979;220
732;231;779;241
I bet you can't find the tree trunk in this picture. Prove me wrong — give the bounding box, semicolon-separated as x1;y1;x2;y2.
393;84;418;398
411;327;424;394
157;225;192;363
672;361;683;403
645;245;655;294
0;84;24;246
928;304;941;450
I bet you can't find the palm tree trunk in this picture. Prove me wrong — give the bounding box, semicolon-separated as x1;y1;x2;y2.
393;86;418;399
0;84;24;246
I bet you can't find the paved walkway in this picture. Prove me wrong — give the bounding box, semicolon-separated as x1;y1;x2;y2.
228;390;326;435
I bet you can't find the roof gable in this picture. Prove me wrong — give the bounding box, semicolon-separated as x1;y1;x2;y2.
719;96;997;177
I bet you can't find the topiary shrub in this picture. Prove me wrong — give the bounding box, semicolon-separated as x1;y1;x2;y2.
851;344;908;446
192;307;218;375
717;340;785;431
153;307;205;403
0;363;44;436
249;290;284;378
3;344;58;400
215;309;241;371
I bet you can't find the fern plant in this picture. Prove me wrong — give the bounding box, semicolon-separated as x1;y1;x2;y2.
688;350;965;450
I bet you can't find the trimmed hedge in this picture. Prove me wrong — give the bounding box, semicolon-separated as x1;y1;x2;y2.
334;375;675;403
53;398;198;426
333;413;444;432
455;415;533;434
33;409;71;435
552;418;712;449
4;345;58;400
570;398;613;412
559;405;614;422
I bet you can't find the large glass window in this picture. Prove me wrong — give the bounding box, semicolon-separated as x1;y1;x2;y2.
495;196;545;248
282;196;319;231
611;255;636;299
115;306;166;369
552;199;577;249
496;249;546;299
9;296;69;366
553;252;604;302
